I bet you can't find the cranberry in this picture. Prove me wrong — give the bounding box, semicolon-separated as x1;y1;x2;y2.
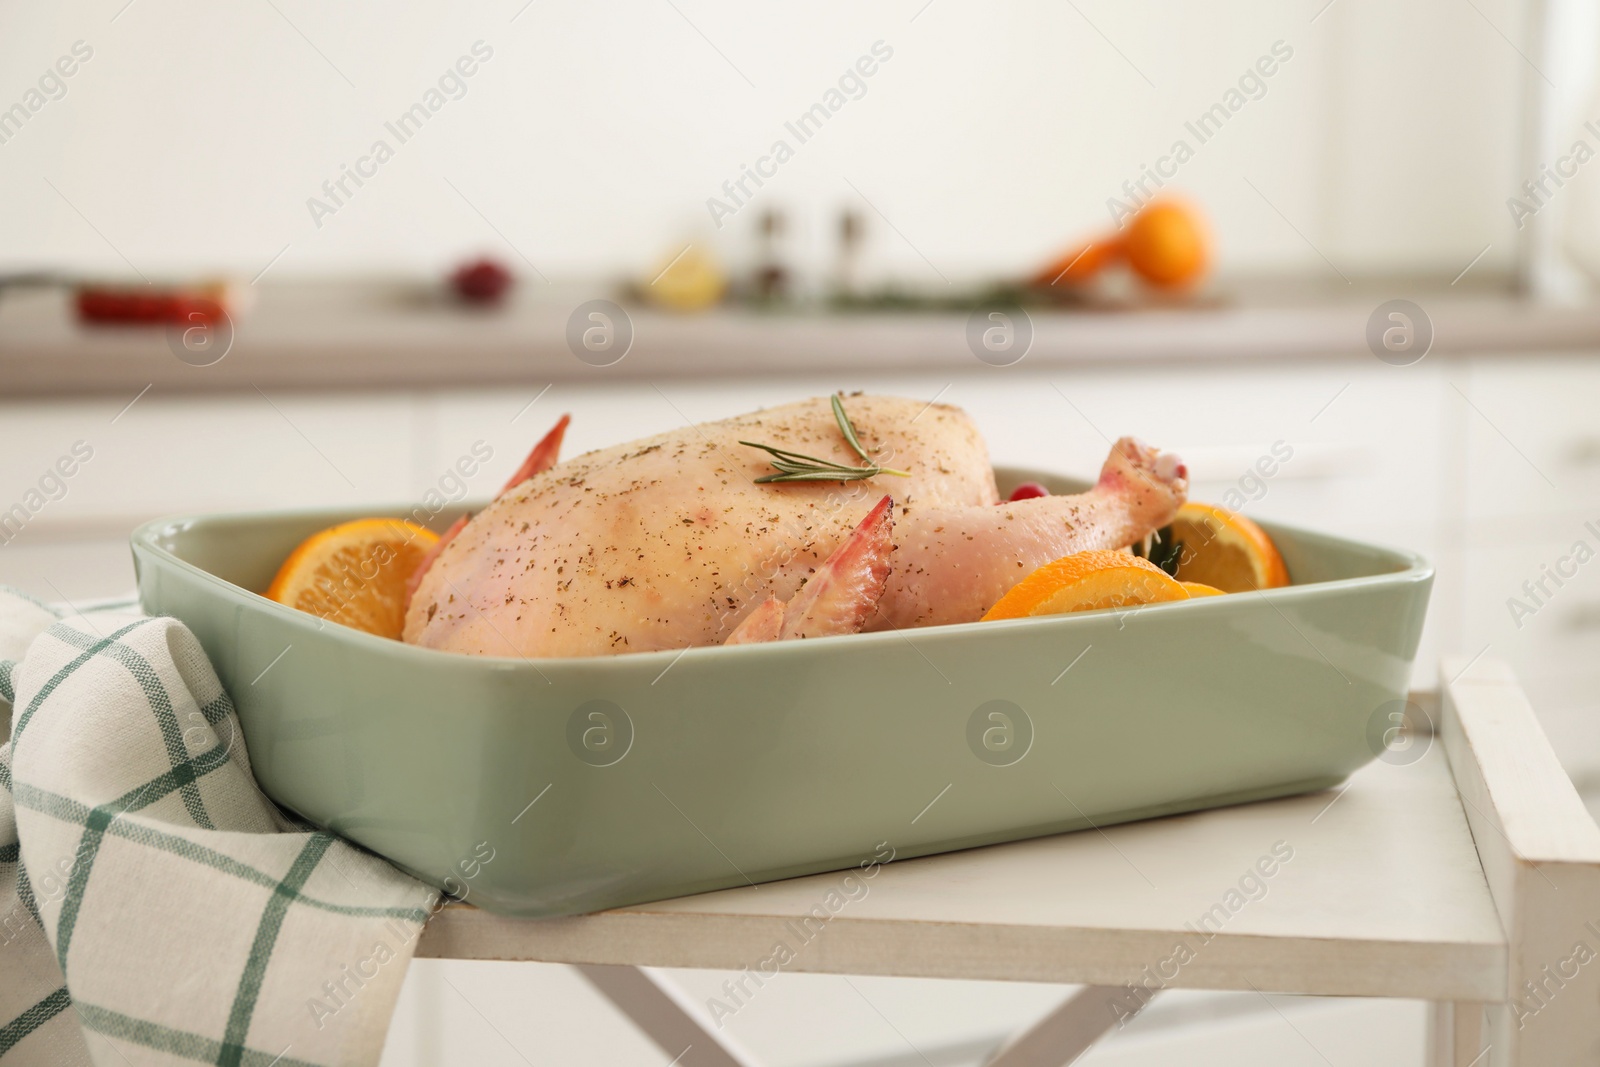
450;258;514;305
1007;482;1049;502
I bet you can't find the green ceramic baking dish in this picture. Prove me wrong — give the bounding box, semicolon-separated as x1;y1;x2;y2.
131;467;1432;917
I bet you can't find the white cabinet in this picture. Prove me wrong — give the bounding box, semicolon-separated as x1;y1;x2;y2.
1459;358;1600;527
0;391;424;599
0;393;422;522
1455;356;1600;778
1460;538;1600;712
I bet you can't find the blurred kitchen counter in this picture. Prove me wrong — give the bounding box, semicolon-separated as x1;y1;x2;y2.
5;278;1600;396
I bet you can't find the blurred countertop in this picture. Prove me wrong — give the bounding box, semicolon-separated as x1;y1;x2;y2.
4;277;1600;397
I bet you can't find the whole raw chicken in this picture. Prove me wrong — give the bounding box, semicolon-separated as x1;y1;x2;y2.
403;395;1187;657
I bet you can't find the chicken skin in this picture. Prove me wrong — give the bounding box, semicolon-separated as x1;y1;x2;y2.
402;395;1187;658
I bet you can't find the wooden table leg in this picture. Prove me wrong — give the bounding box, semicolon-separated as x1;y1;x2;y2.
1428;1001;1490;1066
576;964;763;1067
985;986;1153;1066
1442;660;1600;1066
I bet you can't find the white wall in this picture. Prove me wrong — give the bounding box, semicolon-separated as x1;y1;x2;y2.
0;0;1532;285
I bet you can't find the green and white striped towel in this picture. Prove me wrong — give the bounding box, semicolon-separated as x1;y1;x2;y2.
0;588;437;1065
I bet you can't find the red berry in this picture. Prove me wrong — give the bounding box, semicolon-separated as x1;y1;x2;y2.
1007;482;1049;502
451;258;514;305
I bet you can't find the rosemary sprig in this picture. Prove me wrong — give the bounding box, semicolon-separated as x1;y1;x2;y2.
1131;524;1183;577
832;393;871;463
740;395;910;484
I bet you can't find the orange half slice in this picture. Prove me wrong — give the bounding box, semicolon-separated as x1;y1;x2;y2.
982;549;1190;621
265;518;440;639
1169;503;1289;593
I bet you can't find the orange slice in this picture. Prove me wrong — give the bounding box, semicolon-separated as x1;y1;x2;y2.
1180;581;1225;597
982;549;1190;621
265;518;440;639
1169;503;1289;593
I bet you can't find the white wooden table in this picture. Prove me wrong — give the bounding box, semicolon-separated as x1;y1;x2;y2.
416;660;1600;1066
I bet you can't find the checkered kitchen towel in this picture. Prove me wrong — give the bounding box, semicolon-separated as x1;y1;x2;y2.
0;588;437;1065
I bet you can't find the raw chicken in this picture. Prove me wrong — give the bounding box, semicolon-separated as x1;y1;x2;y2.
725;494;896;644
402;395;1187;657
404;415;570;606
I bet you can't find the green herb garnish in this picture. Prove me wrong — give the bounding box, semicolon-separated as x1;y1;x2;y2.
831;394;872;463
1132;524;1183;577
740;394;911;484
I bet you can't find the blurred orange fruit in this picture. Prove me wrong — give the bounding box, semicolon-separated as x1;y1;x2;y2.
265;518;439;639
982;549;1190;621
1169;504;1288;593
1123;199;1210;288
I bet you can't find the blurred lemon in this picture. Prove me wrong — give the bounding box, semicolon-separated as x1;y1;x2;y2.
645;244;726;312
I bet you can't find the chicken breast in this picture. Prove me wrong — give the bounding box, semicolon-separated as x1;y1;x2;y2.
402;395;1186;657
